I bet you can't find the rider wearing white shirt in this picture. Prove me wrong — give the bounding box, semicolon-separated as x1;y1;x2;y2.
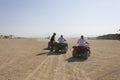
78;35;86;46
58;35;65;43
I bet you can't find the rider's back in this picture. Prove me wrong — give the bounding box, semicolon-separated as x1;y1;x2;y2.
78;38;86;46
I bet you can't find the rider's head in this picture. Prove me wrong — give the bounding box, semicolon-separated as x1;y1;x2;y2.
53;33;56;36
61;35;63;37
81;35;84;39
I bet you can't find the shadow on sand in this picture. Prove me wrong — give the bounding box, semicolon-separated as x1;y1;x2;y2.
47;52;62;55
36;52;49;56
36;47;66;56
36;47;50;56
43;48;49;50
36;52;63;56
66;57;87;62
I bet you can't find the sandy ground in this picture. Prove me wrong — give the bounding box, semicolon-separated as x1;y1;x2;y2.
0;38;120;80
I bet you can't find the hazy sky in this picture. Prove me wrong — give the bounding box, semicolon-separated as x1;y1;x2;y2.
0;0;120;37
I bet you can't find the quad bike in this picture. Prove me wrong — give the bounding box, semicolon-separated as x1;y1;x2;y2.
54;43;68;53
72;43;90;59
48;41;53;49
48;41;57;51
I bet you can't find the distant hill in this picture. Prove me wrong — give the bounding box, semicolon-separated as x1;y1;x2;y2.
97;34;120;40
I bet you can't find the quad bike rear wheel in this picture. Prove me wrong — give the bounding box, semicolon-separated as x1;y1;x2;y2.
54;47;59;53
63;46;68;53
72;50;79;58
82;51;90;59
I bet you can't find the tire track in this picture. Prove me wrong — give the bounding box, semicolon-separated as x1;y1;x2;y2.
53;54;64;80
24;56;49;80
24;55;58;80
52;49;91;80
0;54;25;71
34;55;58;80
81;69;91;80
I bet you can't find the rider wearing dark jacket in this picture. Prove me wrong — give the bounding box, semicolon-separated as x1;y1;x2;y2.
50;33;56;43
50;33;56;52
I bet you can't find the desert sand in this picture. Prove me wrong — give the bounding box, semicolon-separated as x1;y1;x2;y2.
0;38;120;80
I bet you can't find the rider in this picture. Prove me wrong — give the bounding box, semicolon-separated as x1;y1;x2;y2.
50;33;56;43
58;35;66;43
50;33;56;52
77;35;88;46
77;35;90;56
